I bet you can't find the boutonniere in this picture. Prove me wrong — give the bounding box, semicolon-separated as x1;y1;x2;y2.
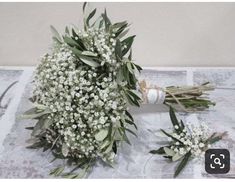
150;107;226;178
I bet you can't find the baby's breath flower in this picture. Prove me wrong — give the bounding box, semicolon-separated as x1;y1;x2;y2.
33;41;128;162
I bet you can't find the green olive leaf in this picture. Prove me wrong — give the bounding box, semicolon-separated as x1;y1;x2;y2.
50;25;62;43
71;48;100;67
172;153;184;162
95;128;109;141
104;142;114;153
50;166;65;176
86;8;97;27
20;110;50;120
163;147;175;156
31;117;52;136
174;152;191;178
100;140;110;149
64;36;81;49
149;147;166;155
121;35;135;56
79;57;100;67
82;51;98;57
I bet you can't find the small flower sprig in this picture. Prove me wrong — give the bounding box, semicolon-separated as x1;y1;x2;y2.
149;107;226;178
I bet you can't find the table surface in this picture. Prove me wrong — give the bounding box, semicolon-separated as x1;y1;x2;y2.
0;66;235;179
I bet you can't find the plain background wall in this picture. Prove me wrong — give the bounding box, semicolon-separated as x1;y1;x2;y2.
1;2;235;67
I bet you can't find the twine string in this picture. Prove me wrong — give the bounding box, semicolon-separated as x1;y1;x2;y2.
139;80;189;112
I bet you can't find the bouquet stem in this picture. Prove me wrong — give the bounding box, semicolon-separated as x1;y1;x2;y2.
139;80;215;112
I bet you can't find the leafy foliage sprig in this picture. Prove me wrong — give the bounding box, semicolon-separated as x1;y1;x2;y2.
150;107;226;178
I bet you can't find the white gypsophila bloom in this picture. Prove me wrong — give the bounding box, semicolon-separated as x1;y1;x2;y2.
80;27;118;67
174;125;179;129
33;43;128;162
168;123;212;157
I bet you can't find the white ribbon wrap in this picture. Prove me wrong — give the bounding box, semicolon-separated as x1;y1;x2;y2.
145;88;166;104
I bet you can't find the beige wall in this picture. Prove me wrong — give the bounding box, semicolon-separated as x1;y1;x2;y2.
1;2;235;67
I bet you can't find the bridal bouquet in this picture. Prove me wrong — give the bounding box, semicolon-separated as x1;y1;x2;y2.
150;107;226;178
22;3;141;178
